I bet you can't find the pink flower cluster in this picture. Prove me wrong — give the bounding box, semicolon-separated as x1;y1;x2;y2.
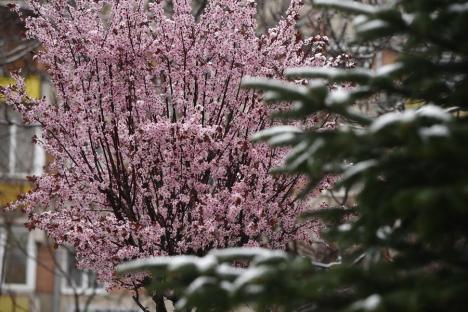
6;0;344;289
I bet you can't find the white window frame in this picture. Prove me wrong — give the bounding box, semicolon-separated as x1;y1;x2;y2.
60;248;106;295
1;121;45;180
0;225;37;293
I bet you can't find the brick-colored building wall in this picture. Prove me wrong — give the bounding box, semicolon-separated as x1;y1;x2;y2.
35;244;55;294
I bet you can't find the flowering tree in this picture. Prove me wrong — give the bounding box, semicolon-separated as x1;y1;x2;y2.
4;0;347;296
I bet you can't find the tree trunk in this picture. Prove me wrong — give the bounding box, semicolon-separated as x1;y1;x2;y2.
153;294;168;312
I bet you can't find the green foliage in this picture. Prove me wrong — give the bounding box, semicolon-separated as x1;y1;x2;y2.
118;0;468;311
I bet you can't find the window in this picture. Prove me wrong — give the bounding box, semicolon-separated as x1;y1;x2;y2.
0;105;45;179
61;248;105;295
0;225;37;292
0;75;45;179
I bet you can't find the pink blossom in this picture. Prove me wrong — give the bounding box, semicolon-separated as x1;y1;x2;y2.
3;0;347;290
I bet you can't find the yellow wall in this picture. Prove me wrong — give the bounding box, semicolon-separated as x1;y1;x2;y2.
0;182;32;207
0;296;30;312
0;75;41;100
